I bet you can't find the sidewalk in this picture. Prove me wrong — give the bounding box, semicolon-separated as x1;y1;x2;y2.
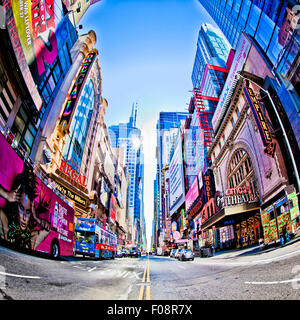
194;231;300;263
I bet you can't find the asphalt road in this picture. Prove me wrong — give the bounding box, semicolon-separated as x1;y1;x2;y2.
0;242;300;301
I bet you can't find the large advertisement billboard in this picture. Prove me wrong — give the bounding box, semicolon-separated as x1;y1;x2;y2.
185;177;199;212
3;0;77;111
0;133;75;257
212;33;251;131
169;134;185;216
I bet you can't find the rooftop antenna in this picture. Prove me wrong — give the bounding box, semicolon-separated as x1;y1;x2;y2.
134;101;138;127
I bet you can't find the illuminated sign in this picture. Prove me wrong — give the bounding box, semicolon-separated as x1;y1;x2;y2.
216;190;259;209
59;51;97;134
243;85;276;158
203;169;215;203
59;160;87;187
225;185;251;196
55;182;87;207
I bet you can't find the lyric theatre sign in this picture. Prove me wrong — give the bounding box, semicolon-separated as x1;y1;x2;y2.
216;186;259;209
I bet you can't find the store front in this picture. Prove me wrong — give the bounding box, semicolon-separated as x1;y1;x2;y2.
261;189;300;245
200;193;261;251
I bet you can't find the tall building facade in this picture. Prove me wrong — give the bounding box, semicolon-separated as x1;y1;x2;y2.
108;104;145;246
186;23;231;190
155;112;188;248
199;0;300;170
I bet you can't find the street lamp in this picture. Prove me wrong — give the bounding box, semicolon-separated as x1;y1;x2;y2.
236;72;300;192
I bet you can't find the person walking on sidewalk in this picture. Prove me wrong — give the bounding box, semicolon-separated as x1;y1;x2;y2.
240;234;243;248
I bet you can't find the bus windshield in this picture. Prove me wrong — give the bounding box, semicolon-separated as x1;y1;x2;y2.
76;231;94;244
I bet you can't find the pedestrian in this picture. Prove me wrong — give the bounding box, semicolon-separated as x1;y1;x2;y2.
281;225;287;243
240;234;243;247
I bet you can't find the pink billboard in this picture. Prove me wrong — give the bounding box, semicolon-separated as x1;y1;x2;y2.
185;177;199;212
0;133;75;257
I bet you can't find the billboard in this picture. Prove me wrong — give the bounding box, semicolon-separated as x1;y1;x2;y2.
212;33;251;131
0;133;75;257
3;0;43;110
4;0;77;111
185;177;199;212
110;194;117;222
169;134;185;216
99;177;110;209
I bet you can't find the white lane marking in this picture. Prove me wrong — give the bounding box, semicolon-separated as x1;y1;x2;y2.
245;278;300;285
88;267;97;273
0;271;40;279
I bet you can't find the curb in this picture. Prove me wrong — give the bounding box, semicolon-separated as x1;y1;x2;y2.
194;236;300;261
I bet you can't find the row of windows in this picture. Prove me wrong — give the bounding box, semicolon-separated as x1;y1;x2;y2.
202;0;290;68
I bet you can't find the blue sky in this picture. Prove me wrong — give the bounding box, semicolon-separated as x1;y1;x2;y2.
80;0;217;247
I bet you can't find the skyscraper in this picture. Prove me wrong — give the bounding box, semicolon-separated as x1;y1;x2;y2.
192;23;231;90
186;23;231;188
108;103;144;245
199;0;300;190
155;112;188;247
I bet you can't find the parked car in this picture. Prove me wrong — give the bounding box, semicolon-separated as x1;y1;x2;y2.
170;249;176;258
116;250;124;258
178;249;194;261
174;249;183;259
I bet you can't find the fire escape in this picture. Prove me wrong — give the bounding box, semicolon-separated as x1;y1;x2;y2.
193;88;213;148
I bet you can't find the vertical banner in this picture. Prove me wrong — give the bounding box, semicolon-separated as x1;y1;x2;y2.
110;194;117;222
243;85;276;158
59;51;97;134
3;0;43;110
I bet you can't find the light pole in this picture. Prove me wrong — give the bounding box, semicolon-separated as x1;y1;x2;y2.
236;72;300;193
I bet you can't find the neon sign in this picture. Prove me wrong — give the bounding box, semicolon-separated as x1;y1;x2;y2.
59;51;97;134
59;160;87;187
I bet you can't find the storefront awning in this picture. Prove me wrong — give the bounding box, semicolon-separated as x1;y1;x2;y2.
201;201;260;230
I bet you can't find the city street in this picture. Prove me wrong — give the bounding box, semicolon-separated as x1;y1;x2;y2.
1;241;300;300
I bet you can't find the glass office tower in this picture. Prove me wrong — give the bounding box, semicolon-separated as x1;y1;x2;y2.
192;23;231;90
199;0;299;97
108;104;144;242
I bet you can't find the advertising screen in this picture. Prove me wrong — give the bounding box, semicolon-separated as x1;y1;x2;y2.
0;133;75;257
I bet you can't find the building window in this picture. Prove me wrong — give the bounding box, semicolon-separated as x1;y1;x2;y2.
231;117;235;127
228;148;255;191
11;105;37;154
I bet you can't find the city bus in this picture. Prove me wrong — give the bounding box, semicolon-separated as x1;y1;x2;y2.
0;130;75;259
75;218;117;258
